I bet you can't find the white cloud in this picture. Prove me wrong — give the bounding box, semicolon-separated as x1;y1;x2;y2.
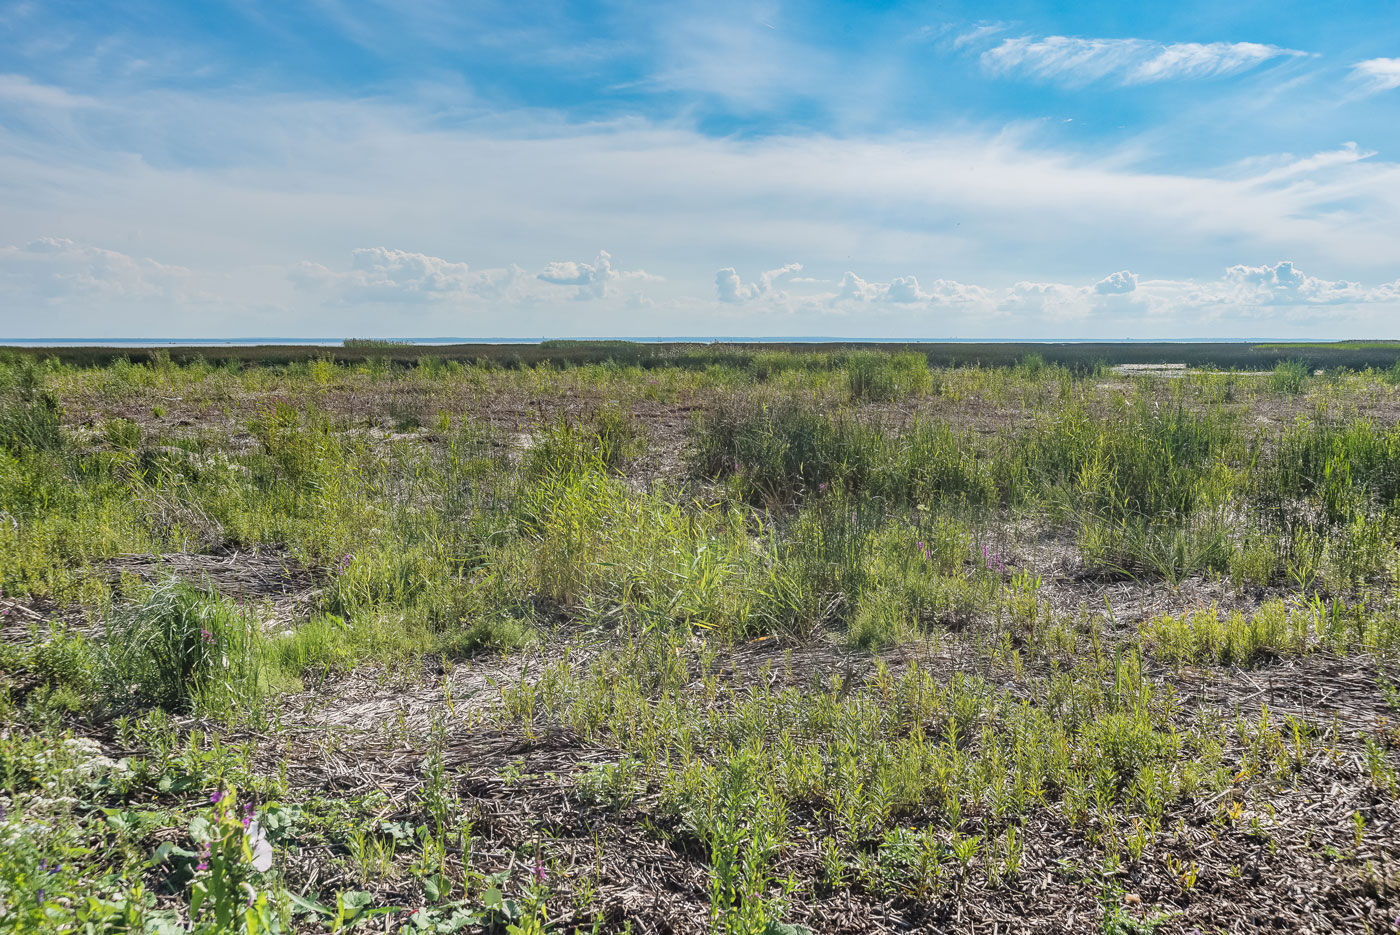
952;23;1010;49
835;271;880;302
293;247;482;303
788;261;1400;325
1350;58;1400;95
714;267;748;303
0;236;197;303
291;247;540;307
885;275;926;303
1;81;1399;336
0;74;98;109
1001;281;1094;320
537;250;657;300
1094;270;1137;294
980;36;1305;86
826;271;990;308
715;262;802;303
1216;260;1372;305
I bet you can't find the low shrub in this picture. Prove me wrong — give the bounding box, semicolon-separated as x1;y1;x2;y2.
97;580;263;717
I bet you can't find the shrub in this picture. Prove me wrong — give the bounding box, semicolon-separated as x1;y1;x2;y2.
0;358;62;454
845;351;932;402
1269;359;1309;395
98;580;263;717
525;407;644;479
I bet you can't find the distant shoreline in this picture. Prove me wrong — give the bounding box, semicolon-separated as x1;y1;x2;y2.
0;336;1373;347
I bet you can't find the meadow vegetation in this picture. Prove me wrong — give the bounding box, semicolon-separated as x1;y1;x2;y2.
2;346;1399;933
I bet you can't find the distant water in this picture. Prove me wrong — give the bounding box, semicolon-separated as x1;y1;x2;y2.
1;336;1268;347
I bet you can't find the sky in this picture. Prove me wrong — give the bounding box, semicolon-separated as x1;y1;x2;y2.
1;1;1398;339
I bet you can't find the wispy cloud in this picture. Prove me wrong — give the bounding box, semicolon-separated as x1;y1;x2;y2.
0;74;98;108
1350;58;1400;95
980;36;1306;86
952;23;1009;49
0;237;195;300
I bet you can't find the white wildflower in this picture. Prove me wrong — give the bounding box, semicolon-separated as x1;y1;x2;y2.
247;818;273;872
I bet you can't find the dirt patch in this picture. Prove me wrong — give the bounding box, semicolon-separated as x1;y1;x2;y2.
99;548;322;626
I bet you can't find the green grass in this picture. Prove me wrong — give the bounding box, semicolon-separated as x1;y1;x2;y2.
3;346;1400;934
12;338;1400;371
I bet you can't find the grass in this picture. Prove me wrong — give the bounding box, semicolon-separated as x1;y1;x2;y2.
10;338;1400;371
2;346;1399;933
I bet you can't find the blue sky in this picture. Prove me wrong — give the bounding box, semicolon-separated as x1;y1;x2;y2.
1;1;1398;338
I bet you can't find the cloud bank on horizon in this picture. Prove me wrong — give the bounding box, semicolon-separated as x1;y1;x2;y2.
0;0;1397;339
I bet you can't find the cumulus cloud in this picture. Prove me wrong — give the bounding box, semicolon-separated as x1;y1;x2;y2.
292;246;537;306
0;237;196;303
537;250;657;300
715;262;802;303
826;272;990;308
980;36;1304;86
1350;58;1400;95
835;271;881;303
292;247;487;303
1094;270;1137;294
1000;281;1094;320
801;260;1400;325
1217;260;1371;305
886;276;926;303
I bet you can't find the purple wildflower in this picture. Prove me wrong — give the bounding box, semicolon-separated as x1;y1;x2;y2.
980;544;1006;572
200;628;214;643
533;856;547;883
818;482;828;492
209;789;225;805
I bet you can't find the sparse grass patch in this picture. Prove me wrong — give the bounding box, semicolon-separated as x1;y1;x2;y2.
3;345;1400;934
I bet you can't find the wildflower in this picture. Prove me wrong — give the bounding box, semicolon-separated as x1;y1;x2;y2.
242;803;253;829
200;628;214;643
818;481;828;492
209;789;226;805
247;819;273;872
533;856;547;883
196;843;210;872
